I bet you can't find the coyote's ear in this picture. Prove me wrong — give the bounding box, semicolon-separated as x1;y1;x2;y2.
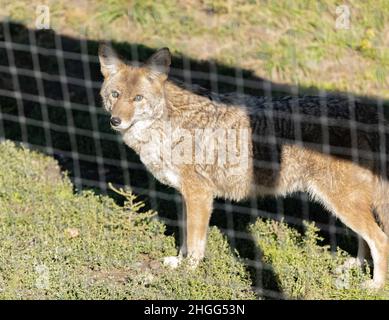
145;47;171;81
98;43;125;78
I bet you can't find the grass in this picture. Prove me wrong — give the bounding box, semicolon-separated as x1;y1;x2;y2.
0;140;388;299
251;219;389;299
2;0;389;97
0;141;255;299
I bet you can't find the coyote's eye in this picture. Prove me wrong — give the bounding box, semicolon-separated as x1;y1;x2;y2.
111;91;119;98
134;95;143;102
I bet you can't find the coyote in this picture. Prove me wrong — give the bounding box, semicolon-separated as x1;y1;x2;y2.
99;44;389;289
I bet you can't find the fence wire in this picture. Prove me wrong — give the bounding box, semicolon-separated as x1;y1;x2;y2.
0;19;388;299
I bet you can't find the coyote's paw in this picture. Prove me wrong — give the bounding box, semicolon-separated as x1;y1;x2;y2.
343;257;363;269
163;256;182;269
335;257;364;275
361;279;384;290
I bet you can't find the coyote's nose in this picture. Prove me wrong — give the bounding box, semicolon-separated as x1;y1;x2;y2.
110;117;121;127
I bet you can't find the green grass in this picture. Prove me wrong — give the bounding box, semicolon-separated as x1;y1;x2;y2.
2;1;389;97
251;219;389;299
0;141;255;299
0;141;388;299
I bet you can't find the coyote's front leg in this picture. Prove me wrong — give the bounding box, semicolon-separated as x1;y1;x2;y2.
164;171;213;269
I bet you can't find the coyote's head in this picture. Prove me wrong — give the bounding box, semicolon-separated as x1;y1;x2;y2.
98;44;171;131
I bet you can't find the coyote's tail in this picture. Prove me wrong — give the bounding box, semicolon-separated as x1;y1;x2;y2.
373;178;389;236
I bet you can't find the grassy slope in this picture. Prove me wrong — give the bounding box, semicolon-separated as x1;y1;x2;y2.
0;141;388;299
0;141;254;299
2;0;389;98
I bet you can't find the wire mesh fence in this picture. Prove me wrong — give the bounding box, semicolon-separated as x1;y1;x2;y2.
0;17;388;299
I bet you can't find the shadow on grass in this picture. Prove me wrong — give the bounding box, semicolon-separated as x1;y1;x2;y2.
1;20;388;299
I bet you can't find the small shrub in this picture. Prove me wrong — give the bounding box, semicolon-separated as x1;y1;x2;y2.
249;219;389;299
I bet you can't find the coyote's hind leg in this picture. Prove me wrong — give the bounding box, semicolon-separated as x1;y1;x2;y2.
337;206;388;289
342;236;370;270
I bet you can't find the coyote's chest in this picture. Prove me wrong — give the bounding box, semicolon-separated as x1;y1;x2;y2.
122;121;181;190
139;141;181;189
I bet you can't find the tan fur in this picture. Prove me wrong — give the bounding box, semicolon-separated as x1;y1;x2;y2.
99;45;389;289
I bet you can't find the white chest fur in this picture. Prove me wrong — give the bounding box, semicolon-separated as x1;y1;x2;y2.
122;120;181;190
